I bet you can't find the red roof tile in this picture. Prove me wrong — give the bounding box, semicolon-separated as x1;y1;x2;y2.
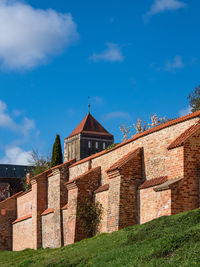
34;158;76;181
70;111;200;168
168;122;200;150
154;177;183;192
41;208;54;216
61;203;68;210
0;191;23;204
50;158;76;171
18;189;32;198
66;166;100;185
139;176;168;190
12;214;32;224
66;113;113;139
106;147;142;173
94;184;109;193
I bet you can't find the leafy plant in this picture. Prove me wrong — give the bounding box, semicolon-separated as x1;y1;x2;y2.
77;197;103;237
106;143;119;151
188;85;200;112
28;149;51;177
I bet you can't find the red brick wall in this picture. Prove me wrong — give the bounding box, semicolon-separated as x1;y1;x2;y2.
64;186;78;246
75;168;100;241
33;175;48;250
167;147;184;180
13;217;33;251
41;212;55;248
95;190;108;233
17;190;32;218
2;117;200;251
107;149;143;232
64;167;101;245
0;193;21;250
139;187;171;224
171;130;200;213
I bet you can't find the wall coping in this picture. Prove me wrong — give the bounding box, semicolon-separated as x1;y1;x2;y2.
106;147;142;173
94;184;109;194
41;208;54;216
139;176;168;190
66;166;101;185
154;177;183;192
168;122;200;150
17;189;32;198
0;191;23;205
61;203;68;210
12;214;32;224
32;158;76;182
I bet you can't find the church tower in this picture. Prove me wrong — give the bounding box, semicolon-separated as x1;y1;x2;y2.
64;113;114;162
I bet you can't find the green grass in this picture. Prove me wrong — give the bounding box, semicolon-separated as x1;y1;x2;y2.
1;208;200;266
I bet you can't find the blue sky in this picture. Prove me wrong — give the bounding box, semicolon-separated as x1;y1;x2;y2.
0;0;199;165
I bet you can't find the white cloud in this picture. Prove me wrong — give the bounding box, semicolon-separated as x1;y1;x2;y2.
13;109;23;117
0;99;36;136
90;43;124;63
21;117;35;136
179;106;192;117
103;111;131;120
0;146;32;165
144;0;187;19
0;0;79;70
0;100;16;129
165;55;184;71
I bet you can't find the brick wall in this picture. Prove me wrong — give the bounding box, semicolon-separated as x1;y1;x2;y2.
13;217;33;251
31;174;48;250
17;190;32;218
173;130;200;213
139;187;171;224
167;147;184;180
107;148;143;232
41;164;71;249
62;208;68;246
2;115;200;251
0;192;21;250
41;212;55;248
64;186;78;246
66;117;199;235
95;190;108;233
64;167;101;245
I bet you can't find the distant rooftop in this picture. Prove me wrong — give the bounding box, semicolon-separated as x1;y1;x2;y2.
0;164;32;179
66;113;113;139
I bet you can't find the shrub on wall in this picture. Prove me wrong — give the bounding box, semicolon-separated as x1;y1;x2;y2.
106;143;119;151
77;197;103;237
21;177;31;192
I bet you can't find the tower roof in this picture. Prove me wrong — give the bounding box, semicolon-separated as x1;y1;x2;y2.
66;113;113;139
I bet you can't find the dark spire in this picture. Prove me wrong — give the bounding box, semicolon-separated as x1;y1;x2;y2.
88;96;91;114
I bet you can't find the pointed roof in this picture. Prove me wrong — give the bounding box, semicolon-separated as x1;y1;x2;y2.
66;113;113;139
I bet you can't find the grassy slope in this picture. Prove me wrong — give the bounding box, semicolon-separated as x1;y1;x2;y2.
1;209;200;267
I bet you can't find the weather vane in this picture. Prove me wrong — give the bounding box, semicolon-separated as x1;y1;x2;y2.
88;96;91;114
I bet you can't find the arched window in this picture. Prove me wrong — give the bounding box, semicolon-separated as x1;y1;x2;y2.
95;142;98;149
88;141;91;148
